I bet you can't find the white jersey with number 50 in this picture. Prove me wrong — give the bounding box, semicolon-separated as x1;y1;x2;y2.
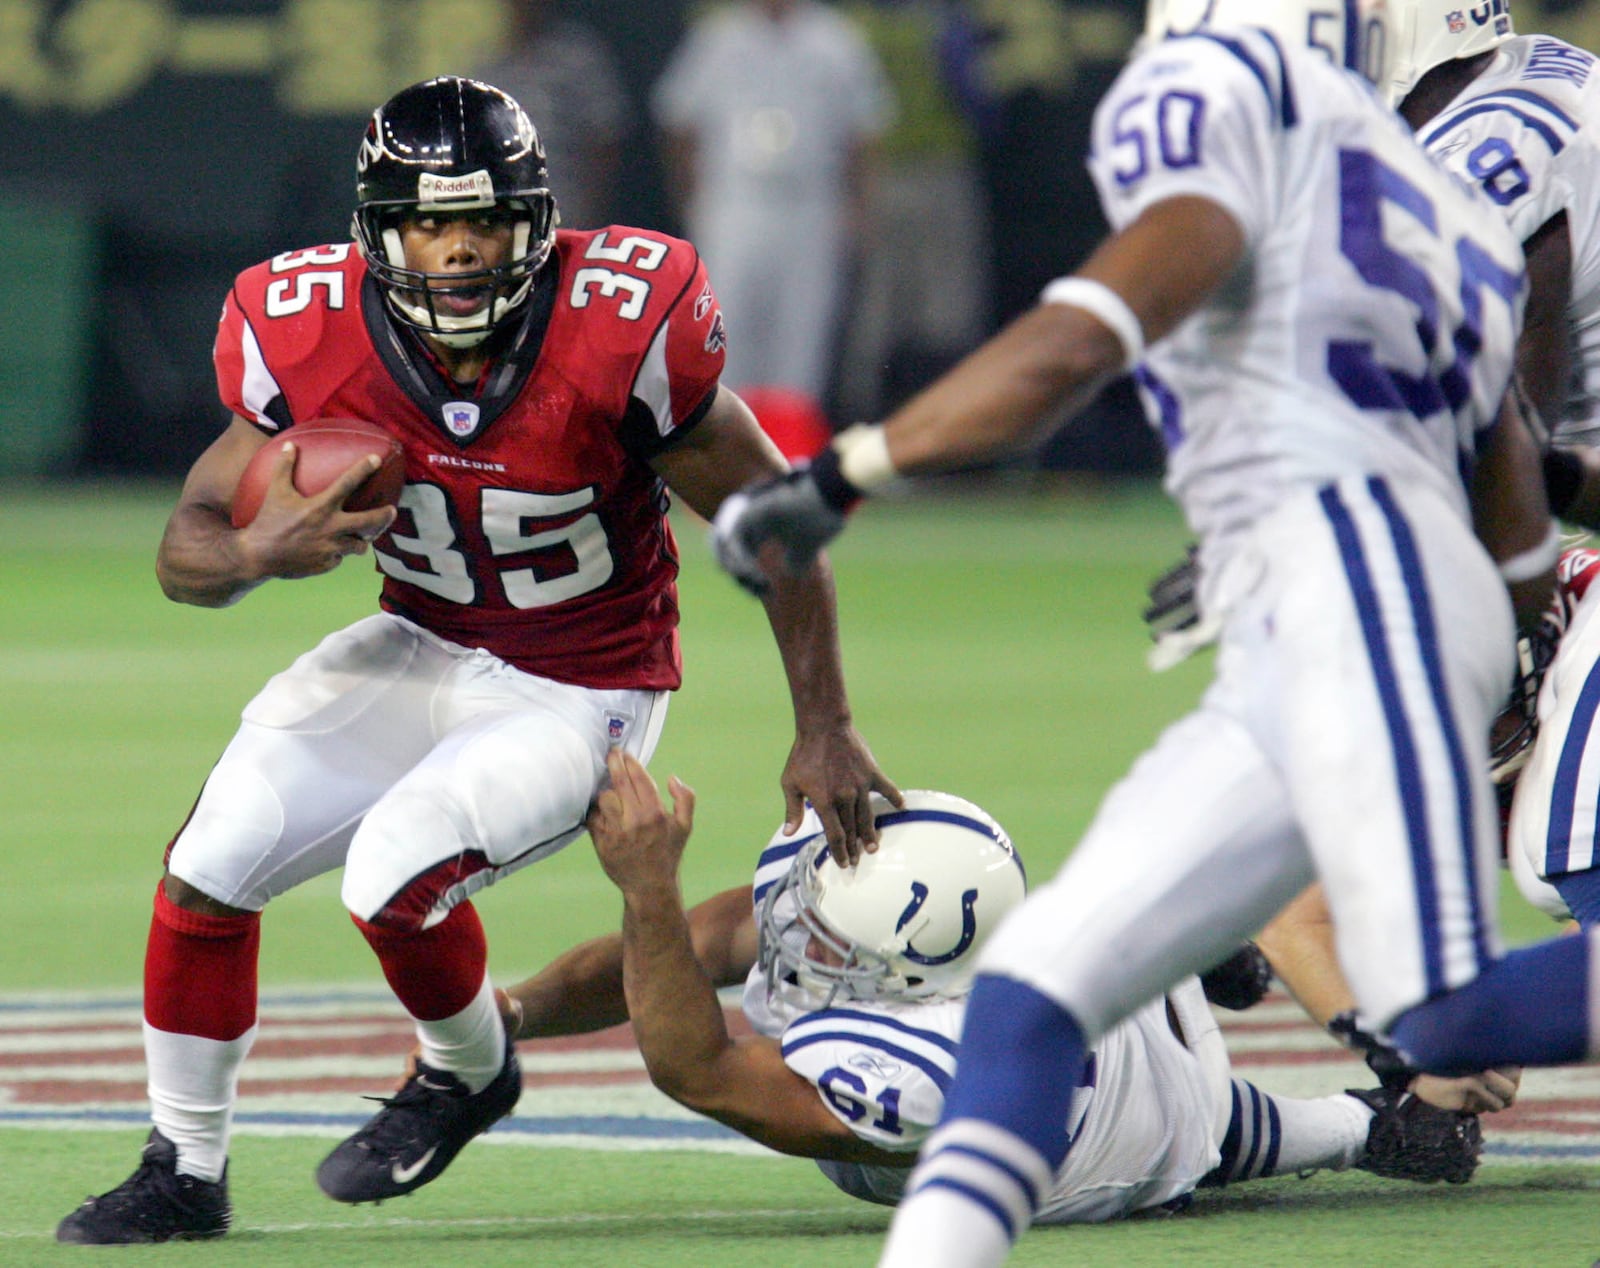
1090;30;1526;560
1416;35;1600;444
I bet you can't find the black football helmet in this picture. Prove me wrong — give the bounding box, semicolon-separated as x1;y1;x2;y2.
353;76;558;347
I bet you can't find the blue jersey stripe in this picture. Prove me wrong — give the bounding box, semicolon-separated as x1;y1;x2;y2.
1320;485;1446;996
782;1030;956;1092
1368;477;1491;969
790;1005;961;1055
1423;101;1570;157
1544;659;1600;873
1194;31;1297;129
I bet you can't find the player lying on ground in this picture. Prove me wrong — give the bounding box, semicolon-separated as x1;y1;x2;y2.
481;749;1486;1217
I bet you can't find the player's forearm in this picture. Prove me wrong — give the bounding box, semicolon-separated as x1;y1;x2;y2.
1255;886;1352;1028
760;555;853;732
503;934;629;1039
878;303;1119;478
155;503;268;608
619;884;741;1107
504;889;754;1040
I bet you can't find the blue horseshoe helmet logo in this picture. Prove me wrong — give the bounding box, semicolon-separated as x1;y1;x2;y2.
895;882;981;966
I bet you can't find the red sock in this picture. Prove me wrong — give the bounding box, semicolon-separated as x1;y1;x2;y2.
144;881;259;1041
354;902;487;1022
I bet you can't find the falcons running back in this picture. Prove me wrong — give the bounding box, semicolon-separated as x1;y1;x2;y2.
56;76;892;1246
1401;20;1600;445
1507;545;1600;926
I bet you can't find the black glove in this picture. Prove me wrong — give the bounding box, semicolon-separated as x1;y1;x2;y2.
711;448;861;596
1328;1010;1418;1092
1199;941;1273;1011
1143;544;1200;640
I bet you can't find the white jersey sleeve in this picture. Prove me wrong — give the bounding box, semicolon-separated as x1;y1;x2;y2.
1088;30;1290;246
777;999;961;1152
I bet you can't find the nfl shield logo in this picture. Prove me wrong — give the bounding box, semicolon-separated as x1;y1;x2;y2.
1446;10;1466;33
607;716;627;743
443;401;480;436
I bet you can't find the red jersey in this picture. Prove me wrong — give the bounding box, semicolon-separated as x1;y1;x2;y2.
213;228;728;690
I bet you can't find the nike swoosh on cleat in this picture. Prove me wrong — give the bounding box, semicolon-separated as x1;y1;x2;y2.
390;1146;439;1186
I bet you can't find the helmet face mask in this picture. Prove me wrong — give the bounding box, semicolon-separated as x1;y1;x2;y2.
1385;0;1515;107
1143;0;1397;92
758;791;1026;1009
353;76;559;348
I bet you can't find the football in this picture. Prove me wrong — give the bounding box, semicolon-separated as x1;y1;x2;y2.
230;418;406;529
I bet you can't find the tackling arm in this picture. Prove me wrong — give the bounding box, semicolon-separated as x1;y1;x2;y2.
653;389;901;864
501;886;757;1040
156;414;395;608
588;749;908;1163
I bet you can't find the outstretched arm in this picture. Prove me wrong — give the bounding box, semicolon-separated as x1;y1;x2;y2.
653;388;901;865
587;749;908;1163
500;885;756;1040
710;196;1243;595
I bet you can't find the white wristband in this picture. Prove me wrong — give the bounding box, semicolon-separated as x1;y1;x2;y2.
833;424;897;492
1039;276;1146;371
1498;522;1562;584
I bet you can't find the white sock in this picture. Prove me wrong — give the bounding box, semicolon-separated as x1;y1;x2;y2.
880;1185;1014;1268
414;975;506;1094
144;1021;257;1183
1214;1078;1370;1182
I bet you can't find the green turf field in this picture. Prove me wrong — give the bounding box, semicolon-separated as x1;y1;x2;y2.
1;480;1592;1265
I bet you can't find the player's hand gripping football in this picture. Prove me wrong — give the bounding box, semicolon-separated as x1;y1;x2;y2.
242;443;397;580
711;465;850;597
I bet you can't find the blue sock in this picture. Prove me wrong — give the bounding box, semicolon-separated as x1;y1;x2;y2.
942;974;1089;1170
1390;932;1592;1073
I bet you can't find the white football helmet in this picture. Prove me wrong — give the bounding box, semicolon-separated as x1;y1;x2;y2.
1144;0;1396;90
1385;0;1515;106
758;790;1026;1007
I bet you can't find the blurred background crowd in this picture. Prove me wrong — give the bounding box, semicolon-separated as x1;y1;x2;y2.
3;0;1596;482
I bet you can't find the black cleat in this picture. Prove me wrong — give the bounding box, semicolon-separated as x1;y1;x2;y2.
1347;1085;1482;1185
316;1041;522;1203
56;1128;230;1244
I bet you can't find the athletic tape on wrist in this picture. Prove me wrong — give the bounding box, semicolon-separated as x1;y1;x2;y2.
1498;522;1562;584
833;424;896;494
1039;276;1146;371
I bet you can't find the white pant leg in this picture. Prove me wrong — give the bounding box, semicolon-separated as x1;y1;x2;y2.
979;699;1313;1044
167;615;447;909
1265;479;1511;1026
340;648;668;926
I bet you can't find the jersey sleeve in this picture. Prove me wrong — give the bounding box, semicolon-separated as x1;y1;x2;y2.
1087;34;1285;246
1419;90;1579;245
214;279;290;433
778;1004;960;1152
622;247;727;458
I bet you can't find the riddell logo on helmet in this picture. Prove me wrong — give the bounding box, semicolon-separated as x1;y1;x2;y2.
417;170;496;209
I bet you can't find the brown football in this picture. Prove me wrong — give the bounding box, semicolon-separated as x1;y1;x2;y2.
230;418;406;529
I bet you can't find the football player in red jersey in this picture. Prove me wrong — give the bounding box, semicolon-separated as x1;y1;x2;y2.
56;76;898;1246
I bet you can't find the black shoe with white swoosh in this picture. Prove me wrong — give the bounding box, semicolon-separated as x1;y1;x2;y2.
316;1038;522;1203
